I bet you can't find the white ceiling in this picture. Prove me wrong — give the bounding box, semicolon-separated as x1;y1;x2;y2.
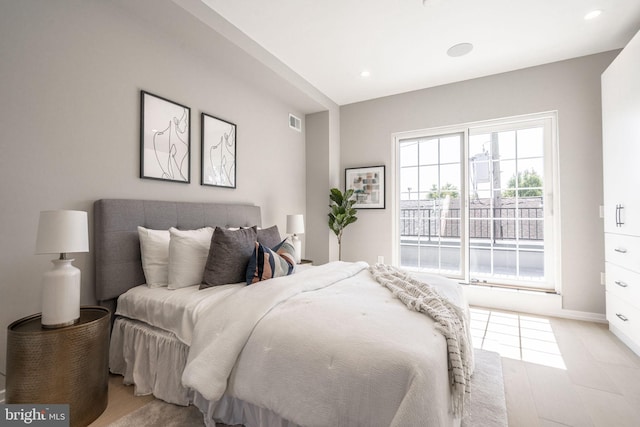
198;0;640;106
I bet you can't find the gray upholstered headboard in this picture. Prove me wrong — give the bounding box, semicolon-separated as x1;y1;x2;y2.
94;199;261;309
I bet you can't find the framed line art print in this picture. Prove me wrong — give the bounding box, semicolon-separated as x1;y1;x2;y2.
140;90;191;183
345;165;385;209
201;112;237;188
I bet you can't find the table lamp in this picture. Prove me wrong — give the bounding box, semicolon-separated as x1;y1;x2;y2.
35;210;89;328
286;214;304;263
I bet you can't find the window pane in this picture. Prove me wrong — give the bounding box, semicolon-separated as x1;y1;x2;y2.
494;219;516;240
440;135;461;164
400;244;418;268
517;159;544;190
469;133;490;157
440;243;461;272
400;167;418;200
470;247;491;274
440;164;461;195
496;160;516;190
419;166;439;198
493;249;517;276
519;249;544;278
419;138;438;165
417;244;437;269
497;131;516;160
400;141;419;167
517;127;544;158
519;217;543;240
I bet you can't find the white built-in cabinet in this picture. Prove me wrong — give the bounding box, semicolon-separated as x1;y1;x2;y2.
602;29;640;356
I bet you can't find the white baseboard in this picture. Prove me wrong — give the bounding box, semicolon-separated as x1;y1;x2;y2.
463;284;607;323
609;324;640;356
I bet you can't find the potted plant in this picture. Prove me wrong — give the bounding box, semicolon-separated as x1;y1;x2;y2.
328;188;358;260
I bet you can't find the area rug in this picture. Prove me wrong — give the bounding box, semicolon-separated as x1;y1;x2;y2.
462;349;508;427
108;349;507;427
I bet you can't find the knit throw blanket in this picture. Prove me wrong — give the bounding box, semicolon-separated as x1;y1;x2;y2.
368;264;473;417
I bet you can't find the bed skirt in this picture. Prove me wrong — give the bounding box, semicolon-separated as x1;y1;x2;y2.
109;317;302;427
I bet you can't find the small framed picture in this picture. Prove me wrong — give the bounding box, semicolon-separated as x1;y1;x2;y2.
345;165;385;209
140;91;191;183
201;113;237;188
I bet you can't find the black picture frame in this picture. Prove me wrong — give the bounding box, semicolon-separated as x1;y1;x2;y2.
345;165;386;209
201;112;237;188
140;90;191;183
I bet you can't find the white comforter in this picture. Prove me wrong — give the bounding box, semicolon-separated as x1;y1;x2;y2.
182;261;469;427
115;282;243;346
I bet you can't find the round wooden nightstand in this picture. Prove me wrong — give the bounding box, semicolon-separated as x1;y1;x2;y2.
6;306;110;427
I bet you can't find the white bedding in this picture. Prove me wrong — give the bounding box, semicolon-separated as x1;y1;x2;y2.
115;281;243;345
180;261;471;427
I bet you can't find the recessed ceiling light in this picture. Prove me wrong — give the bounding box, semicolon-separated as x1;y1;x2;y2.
584;9;602;20
360;70;371;78
447;43;474;58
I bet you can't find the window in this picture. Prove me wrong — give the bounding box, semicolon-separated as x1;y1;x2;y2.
395;113;558;291
399;133;464;276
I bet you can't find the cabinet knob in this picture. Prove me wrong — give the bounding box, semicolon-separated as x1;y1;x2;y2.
614;248;628;254
615;280;628;288
616;313;629;322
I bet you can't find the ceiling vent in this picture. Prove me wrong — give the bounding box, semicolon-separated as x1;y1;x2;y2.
289;113;301;132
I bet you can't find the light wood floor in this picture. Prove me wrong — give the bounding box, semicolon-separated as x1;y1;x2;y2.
89;375;155;427
89;308;640;427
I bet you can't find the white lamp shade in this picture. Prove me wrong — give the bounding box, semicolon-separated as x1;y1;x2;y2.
286;214;305;235
36;210;89;254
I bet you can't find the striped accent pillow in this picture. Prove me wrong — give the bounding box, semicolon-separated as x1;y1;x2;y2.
246;237;296;284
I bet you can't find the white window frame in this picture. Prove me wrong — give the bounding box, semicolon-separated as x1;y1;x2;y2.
391;111;561;292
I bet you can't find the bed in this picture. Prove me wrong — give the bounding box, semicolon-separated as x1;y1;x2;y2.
95;198;473;427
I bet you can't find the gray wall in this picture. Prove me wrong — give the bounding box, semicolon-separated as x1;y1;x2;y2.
305;112;331;263
0;1;310;374
305;109;342;264
340;51;619;314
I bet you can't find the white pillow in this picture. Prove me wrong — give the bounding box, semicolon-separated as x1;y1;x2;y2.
168;227;214;289
137;226;170;288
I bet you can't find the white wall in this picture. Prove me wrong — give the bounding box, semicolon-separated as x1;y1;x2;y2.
0;0;311;374
340;51;619;315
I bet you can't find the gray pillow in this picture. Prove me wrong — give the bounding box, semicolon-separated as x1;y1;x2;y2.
257;225;282;249
201;226;258;288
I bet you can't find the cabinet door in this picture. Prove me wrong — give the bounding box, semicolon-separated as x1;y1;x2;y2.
603;201;640;236
602;31;640;236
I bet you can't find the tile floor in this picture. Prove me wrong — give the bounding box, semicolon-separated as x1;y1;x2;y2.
471;307;640;427
471;308;566;369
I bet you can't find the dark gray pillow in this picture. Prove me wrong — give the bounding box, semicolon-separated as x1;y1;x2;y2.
201;226;257;288
257;225;282;249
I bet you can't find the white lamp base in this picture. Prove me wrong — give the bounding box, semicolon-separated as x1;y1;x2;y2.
291;234;302;264
41;258;81;328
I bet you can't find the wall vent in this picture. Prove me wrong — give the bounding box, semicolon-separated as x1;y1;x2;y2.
289;113;301;132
